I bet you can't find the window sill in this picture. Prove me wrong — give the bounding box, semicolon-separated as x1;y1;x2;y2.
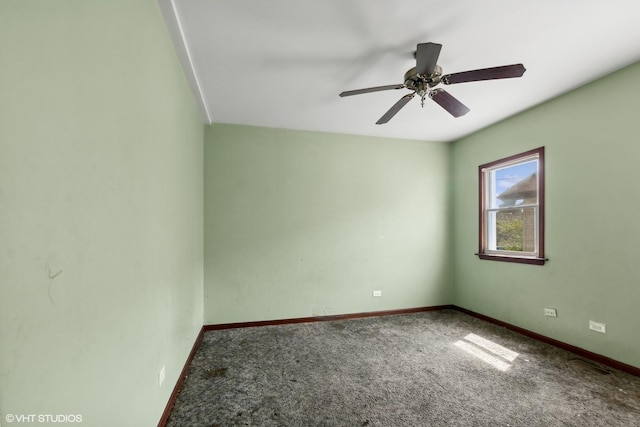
476;253;547;265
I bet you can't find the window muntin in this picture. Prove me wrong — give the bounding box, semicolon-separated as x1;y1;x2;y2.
478;147;545;265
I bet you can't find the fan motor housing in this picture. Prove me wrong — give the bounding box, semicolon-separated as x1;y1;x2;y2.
404;65;442;93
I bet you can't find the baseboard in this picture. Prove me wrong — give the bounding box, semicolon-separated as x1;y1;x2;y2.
452;306;640;378
157;326;205;427
204;305;455;331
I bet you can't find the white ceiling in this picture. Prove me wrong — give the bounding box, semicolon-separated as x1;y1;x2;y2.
159;0;640;142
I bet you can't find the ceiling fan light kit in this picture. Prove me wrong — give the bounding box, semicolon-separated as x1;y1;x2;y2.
339;42;526;124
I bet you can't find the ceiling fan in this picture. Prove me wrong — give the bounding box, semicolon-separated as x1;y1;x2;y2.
339;42;526;124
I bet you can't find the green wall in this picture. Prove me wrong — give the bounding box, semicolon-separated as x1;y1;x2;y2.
0;1;203;426
451;61;640;368
204;124;452;324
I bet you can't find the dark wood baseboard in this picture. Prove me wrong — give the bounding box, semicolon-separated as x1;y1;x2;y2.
204;305;455;331
452;306;640;378
157;326;204;427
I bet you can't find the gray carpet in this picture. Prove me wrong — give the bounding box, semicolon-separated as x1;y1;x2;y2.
167;310;640;426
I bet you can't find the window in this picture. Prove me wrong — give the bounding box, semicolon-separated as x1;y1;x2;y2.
478;147;545;265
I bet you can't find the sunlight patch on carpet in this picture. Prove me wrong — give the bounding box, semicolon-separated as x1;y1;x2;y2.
454;333;520;372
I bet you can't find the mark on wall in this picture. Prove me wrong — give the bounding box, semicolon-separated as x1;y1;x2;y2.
46;263;64;305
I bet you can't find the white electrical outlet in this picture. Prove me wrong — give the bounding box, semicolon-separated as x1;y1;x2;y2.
544;308;557;317
372;290;382;297
589;320;606;334
158;365;166;387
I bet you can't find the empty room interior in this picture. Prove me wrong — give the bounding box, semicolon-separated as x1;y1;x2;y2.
2;1;640;426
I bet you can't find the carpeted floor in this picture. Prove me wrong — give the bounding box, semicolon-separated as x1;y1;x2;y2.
167;310;640;426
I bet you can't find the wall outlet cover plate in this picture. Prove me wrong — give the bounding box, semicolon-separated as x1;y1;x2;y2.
589;320;606;333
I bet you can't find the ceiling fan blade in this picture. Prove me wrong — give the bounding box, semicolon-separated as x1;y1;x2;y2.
415;42;442;76
429;89;470;118
442;64;526;85
339;84;405;97
376;93;415;124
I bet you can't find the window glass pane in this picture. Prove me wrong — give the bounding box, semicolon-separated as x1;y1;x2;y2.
494;207;536;252
489;160;538;209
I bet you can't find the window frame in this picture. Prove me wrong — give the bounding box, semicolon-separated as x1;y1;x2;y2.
478;147;546;265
